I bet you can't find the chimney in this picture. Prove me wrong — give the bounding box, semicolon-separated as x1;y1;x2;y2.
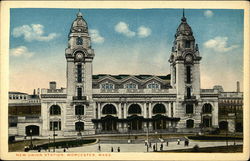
33;89;36;95
237;81;240;92
50;81;56;90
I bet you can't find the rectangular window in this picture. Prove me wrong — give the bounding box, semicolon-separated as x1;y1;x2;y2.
185;41;191;48
186;66;191;83
50;121;61;131
187;87;191;98
77;88;82;98
77;64;82;83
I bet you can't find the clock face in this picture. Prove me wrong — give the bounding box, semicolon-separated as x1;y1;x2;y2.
76;52;84;60
185;55;193;63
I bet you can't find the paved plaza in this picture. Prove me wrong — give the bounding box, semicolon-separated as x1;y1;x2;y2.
29;138;243;153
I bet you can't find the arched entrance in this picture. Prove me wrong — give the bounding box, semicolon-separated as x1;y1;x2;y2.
219;121;228;131
202;116;212;127
25;125;39;136
128;115;143;131
101;115;117;131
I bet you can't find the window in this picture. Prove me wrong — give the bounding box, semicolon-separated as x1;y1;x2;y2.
125;83;137;89
186;66;191;83
186;119;194;128
128;104;141;115
50;121;61;131
202;103;212;113
76;37;83;45
101;83;114;89
9;122;17;127
186;104;194;114
153;104;166;114
75;121;84;131
77;64;82;83
185;41;191;48
187;87;191;98
75;105;84;115
102;104;117;114
147;83;160;89
50;105;61;115
77;88;82;97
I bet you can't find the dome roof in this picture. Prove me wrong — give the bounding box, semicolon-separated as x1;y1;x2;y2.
175;16;193;37
69;11;88;34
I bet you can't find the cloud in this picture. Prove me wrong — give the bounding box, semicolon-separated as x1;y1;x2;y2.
89;29;105;44
10;46;34;57
137;26;151;38
204;10;214;18
114;21;136;37
12;24;58;42
203;36;238;52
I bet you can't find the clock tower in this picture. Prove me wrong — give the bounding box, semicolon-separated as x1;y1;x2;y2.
169;11;202;131
64;11;95;135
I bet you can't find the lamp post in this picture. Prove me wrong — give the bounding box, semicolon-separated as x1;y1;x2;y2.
30;129;33;149
128;123;131;143
146;122;149;152
53;126;57;152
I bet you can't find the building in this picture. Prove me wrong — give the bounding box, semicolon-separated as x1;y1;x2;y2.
8;11;243;137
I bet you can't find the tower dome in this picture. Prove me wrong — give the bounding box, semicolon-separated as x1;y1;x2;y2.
175;11;193;37
69;11;88;34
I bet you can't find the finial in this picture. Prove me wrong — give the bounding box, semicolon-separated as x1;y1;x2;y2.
181;8;186;22
77;9;83;17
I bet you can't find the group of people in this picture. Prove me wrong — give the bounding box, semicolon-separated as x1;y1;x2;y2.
149;138;190;152
98;145;120;152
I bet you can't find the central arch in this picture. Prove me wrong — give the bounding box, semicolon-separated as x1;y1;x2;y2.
128;104;142;115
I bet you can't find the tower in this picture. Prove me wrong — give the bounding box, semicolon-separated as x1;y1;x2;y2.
64;11;95;135
169;10;202;131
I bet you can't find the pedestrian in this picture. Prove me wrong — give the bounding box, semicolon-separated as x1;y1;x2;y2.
187;140;189;146
184;140;187;146
63;148;66;152
149;142;152;148
117;147;120;152
111;147;113;152
160;143;163;151
153;144;156;152
166;141;168;146
177;139;180;145
98;144;101;151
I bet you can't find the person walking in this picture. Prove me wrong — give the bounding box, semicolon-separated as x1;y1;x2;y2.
117;147;120;152
160;143;163;151
153;144;156;152
98;144;101;151
177;139;180;145
166;141;168;146
111;147;113;152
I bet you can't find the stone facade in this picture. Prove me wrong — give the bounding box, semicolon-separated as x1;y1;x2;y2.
8;11;243;137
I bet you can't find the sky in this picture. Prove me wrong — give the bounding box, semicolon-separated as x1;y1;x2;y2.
9;8;244;94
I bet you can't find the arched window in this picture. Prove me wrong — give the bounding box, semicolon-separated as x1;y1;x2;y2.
128;104;141;115
153;104;166;114
186;104;194;114
75;121;84;131
186;66;191;83
102;104;117;115
50;105;61;115
101;83;114;89
75;105;84;115
186;119;194;128
202;103;212;113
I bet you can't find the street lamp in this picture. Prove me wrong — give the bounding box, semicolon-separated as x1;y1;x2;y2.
128;123;131;143
53;126;58;152
146;122;149;152
30;129;33;149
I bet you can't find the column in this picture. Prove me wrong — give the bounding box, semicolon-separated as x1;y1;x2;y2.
168;102;171;117
98;103;101;119
118;103;122;119
143;103;147;118
124;103;127;118
149;102;152;118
